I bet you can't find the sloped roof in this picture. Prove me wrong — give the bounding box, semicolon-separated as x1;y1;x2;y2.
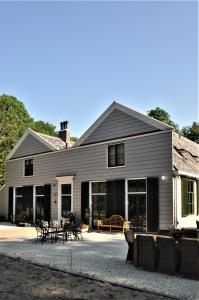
6;128;69;160
36;132;66;150
173;132;199;176
73;101;172;147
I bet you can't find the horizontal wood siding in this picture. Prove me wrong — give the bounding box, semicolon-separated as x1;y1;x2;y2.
6;131;173;229
12;134;52;159
82;109;158;145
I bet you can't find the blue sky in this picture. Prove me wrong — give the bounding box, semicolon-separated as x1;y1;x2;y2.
0;1;197;137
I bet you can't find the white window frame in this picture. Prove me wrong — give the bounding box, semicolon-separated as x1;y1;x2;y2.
106;143;126;169
56;176;74;221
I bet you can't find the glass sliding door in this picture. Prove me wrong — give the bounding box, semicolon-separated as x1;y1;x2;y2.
128;179;147;232
91;182;106;226
35;186;45;222
61;184;71;217
15;186;33;222
15;187;24;216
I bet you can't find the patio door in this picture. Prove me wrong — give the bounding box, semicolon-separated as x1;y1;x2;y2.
35;185;51;222
128;179;147;232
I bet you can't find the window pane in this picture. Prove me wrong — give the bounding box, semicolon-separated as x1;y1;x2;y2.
128;180;146;193
92;182;106;194
128;194;146;231
24;159;33;176
92;195;107;220
108;145;116;167
62;196;71;216
36;186;45;195
188;181;193;193
62;184;71;195
116;143;124;165
16;187;23;196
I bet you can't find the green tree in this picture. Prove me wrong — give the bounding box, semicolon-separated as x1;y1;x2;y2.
147;107;180;132
181;122;199;143
31;121;58;137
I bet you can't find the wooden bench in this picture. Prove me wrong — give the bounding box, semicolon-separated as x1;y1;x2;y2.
97;215;131;233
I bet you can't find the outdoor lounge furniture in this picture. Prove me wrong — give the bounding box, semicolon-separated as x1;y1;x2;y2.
136;235;158;271
156;236;181;274
179;238;199;280
97;215;131;233
124;230;134;263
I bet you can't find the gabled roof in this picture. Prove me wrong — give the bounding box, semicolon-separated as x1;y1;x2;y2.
173;132;199;176
6;128;66;160
35;132;66;150
73;101;172;147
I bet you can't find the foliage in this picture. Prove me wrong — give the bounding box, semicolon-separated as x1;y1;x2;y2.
181;122;199;144
30;121;58;137
70;136;78;142
147;107;180;133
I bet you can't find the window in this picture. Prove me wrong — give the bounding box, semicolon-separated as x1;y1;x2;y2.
61;184;71;217
108;143;125;167
24;159;33;176
182;179;195;216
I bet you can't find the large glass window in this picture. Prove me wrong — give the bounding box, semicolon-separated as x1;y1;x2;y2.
92;182;106;224
61;184;71;217
128;179;147;232
24;159;33;176
108;143;125;167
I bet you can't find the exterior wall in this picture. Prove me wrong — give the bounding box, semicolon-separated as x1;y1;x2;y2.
0;186;7;219
12;134;51;159
6;130;173;230
174;176;199;228
82;108;158;145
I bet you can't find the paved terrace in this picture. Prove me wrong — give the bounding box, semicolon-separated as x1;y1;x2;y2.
0;224;198;300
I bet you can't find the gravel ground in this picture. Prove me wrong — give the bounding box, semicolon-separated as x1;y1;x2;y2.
0;254;173;300
0;227;198;300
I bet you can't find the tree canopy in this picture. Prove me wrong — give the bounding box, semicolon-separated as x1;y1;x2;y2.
181;122;199;143
147;107;180;132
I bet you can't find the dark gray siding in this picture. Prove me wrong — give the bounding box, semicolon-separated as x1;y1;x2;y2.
12;134;52;159
6;131;173;229
82;108;158;145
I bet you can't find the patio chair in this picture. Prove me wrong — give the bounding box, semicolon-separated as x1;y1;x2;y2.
137;235;158;271
124;230;134;263
156;237;181;274
179;238;199;280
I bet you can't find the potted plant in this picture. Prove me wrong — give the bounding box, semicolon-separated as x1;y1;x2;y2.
169;227;184;241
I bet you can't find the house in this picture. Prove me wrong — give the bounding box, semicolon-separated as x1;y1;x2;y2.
0;102;198;232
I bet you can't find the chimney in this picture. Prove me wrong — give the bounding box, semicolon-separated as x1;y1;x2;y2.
59;121;70;148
